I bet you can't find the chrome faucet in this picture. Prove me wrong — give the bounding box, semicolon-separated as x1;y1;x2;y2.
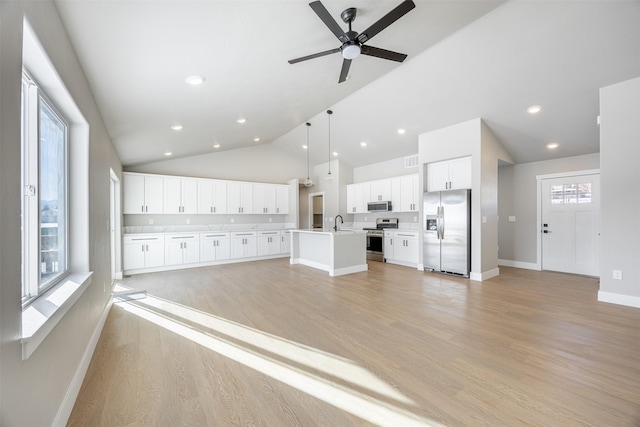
333;214;343;232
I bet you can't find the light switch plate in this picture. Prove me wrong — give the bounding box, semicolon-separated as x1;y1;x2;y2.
613;270;623;280
509;216;516;222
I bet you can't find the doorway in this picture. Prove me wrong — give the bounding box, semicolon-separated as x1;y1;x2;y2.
110;169;122;282
310;192;324;229
538;171;600;276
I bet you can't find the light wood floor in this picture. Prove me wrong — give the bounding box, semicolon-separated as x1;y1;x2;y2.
69;260;640;426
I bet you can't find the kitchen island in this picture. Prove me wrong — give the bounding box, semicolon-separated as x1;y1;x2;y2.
290;229;367;277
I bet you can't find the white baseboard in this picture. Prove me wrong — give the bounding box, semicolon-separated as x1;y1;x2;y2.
53;298;112;427
598;291;640;308
470;268;500;281
498;259;540;271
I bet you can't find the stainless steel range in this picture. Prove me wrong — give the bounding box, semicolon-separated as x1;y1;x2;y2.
363;218;398;261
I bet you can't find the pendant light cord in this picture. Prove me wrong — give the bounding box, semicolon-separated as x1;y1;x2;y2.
306;122;311;179
327;110;333;175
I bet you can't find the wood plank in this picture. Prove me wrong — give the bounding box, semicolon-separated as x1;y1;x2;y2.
68;261;640;426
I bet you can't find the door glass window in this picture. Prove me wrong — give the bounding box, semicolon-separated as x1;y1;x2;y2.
550;182;592;205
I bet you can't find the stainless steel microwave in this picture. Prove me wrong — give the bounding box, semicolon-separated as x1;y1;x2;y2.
367;201;392;212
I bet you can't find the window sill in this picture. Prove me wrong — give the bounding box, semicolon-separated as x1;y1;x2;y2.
22;271;93;360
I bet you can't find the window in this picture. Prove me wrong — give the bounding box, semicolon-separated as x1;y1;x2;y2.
21;70;69;305
550;182;592;205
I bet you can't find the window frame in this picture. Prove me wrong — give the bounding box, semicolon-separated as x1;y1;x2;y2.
21;68;71;306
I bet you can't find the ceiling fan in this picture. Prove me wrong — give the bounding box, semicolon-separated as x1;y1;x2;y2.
288;0;416;83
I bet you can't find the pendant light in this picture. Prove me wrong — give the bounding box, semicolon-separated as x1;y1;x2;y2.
303;122;313;187
326;110;333;179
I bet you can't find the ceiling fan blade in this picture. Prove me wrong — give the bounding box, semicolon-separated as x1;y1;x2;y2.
309;1;350;43
338;58;352;83
356;0;416;44
288;48;341;64
360;45;408;63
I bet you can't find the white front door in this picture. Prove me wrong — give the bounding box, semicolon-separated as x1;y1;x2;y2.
541;174;600;276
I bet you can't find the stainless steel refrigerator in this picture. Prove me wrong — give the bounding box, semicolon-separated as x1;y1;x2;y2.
423;189;471;277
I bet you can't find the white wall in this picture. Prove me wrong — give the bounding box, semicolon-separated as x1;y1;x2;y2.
497;153;600;265
353;156;418;183
598;77;640;307
127;142;305;184
0;2;121;426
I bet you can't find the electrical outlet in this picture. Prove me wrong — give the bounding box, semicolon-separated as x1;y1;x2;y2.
186;218;190;225
149;218;154;225
413;216;417;222
364;216;367;221
613;270;623;280
269;218;272;223
482;216;487;224
230;218;234;223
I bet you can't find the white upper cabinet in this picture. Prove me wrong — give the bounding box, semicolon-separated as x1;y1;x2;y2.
369;179;392;202
163;177;198;214
275;185;289;214
197;179;228;214
346;183;369;213
227;181;254;214
253;183;277;214
390;174;419;212
427;156;472;192
123;173;164;214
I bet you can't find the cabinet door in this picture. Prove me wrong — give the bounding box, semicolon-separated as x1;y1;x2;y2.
276;185;289;214
144;176;164;214
182;239;200;264
449;156;472;190
227;182;242;214
145;241;165;268
123;243;146;270
123;174;145;214
230;238;245;258
216;238;231;261
427;161;450;192
181;179;198;214
370;179;392;201
257;236;270;256
359;182;370;212
213;181;228;214
384;233;394;260
197;180;214;214
280;231;291;254
400;175;418;212
391;177;402;213
253;184;266;214
163;177;182;214
241;183;254;214
346;185;357;213
164;239;184;266
200;239;216;262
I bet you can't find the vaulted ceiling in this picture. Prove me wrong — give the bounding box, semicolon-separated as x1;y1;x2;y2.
54;0;640;169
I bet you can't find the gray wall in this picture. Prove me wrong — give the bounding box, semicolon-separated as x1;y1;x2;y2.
0;1;121;425
497;153;600;265
599;77;640;305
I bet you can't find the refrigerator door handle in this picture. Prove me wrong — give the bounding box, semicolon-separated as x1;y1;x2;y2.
440;206;445;239
436;206;442;240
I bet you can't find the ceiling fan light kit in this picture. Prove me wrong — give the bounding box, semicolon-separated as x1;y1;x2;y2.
288;0;416;83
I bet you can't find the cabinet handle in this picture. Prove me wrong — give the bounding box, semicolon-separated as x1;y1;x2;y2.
213;206;216;213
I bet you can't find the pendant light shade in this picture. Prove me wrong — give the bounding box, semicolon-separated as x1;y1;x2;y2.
304;122;313;187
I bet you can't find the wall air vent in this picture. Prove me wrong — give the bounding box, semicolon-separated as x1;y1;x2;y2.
404;154;418;168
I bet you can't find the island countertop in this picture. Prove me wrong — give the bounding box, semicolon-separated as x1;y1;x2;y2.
289;229;367;277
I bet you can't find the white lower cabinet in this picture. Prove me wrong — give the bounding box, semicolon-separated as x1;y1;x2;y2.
384;231;419;267
258;230;281;256
123;234;165;271
280;230;291;255
199;232;231;262
231;231;257;259
165;233;200;266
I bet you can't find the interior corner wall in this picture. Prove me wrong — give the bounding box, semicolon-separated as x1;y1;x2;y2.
480;121;514;275
497;153;600;266
598;76;640;307
0;2;121;426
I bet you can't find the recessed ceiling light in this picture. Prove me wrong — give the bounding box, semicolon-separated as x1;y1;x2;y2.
253;137;260;142
163;152;173;156
332;152;338;156
302;144;308;149
236;118;246;124
185;75;206;85
213;144;221;149
546;142;559;149
527;105;542;114
360;142;367;147
397;128;406;134
170;124;183;131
